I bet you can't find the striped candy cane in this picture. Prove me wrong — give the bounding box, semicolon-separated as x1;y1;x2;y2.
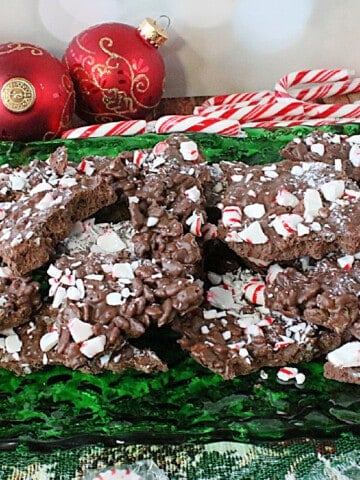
239;117;360;129
291;78;360;102
61;120;147;139
155;115;241;136
201;90;273;108
274;68;355;98
198;100;304;122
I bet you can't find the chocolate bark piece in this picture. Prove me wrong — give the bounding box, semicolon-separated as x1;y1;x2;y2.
264;256;360;334
97;134;210;236
0;264;42;329
174;307;340;380
0;147;117;275
281;131;360;182
47;251;203;339
0;309;167;376
217;158;360;263
323;341;360;385
324;362;360;385
173;266;341;379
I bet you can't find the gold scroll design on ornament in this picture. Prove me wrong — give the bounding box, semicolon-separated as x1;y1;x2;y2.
42;74;75;141
0;43;44;56
71;35;159;121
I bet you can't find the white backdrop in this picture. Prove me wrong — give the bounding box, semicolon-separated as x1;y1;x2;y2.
0;0;358;97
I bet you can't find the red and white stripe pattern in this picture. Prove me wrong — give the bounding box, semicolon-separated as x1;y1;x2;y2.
201;90;273;108
274;68;355;98
233;117;360;129
291;78;360;102
193;68;360;130
155;115;241;136
196;98;304;122
61;120;147;139
194;96;278;116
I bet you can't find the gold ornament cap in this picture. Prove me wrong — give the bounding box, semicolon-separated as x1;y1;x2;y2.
1;77;36;113
137;17;169;48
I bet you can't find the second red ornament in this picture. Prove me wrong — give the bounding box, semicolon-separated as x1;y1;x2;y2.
63;19;168;123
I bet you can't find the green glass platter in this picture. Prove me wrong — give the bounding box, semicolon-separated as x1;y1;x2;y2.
0;125;360;451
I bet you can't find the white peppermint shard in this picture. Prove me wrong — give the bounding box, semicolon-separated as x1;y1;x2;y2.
327;341;360;368
238;221;268;244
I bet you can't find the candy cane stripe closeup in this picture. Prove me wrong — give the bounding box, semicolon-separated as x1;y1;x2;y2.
155;115;241;136
61;120;147;139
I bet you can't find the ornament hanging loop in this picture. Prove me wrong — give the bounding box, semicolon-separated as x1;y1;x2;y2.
156;15;171;31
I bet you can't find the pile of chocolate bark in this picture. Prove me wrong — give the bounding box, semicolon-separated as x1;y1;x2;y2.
0;132;359;384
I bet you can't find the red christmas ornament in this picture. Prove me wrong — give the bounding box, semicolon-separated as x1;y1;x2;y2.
63;19;168;123
0;42;75;142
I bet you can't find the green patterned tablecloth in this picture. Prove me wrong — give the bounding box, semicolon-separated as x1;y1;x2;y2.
0;434;359;479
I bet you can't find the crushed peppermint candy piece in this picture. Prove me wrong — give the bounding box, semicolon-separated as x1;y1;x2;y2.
206;285;236;310
5;334;22;354
80;335;106;358
310;143;325;156
244;324;263;337
203;309;226;320
202;223;217;241
133;150;148;167
184;186;201;202
222;330;231;341
36;192;62;210
179;140;199;161
334;158;342;171
40;331;59;352
295;372;306;385
29;181;53;196
274;336;295;351
152;140;168;156
270;213;302;237
344;189;360;199
60;272;76;286
66;286;82;301
222;206;242;228
52;286;67;308
186;211;204;236
243;279;265;305
97;231;126;253
277;366;298;382
77;159;95;176
146;216;159;227
68;318;93;343
290;165;304;176
106;292;124;306
243;203;265;219
238;221;269;244
337;254;354;270
320;180;345;202
349;144;360;167
303;188;322;221
297;223;310;236
47;264;63;279
9;173;27;191
112;262;134;279
275;187;299;208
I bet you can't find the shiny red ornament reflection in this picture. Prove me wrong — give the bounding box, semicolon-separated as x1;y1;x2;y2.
0;42;75;142
63;22;166;123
